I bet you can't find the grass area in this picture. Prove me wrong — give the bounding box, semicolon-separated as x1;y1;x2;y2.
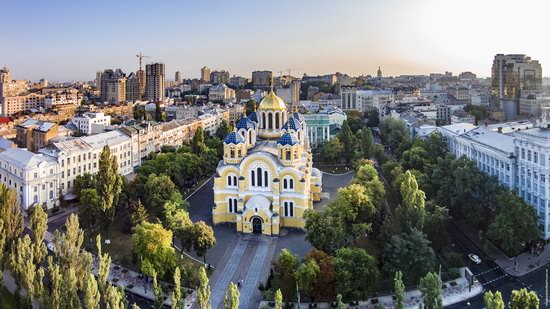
0;287;17;309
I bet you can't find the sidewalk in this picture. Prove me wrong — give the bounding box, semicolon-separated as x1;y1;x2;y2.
453;220;550;277
258;268;482;309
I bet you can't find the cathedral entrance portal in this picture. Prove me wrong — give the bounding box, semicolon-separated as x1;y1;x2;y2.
252;217;262;234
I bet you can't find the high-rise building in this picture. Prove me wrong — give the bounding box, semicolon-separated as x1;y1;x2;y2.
175;71;181;83
201;66;211;82
252;70;273;89
100;69;127;103
492;54;542;100
137;69;146;98
126;72;140;102
0;67;12;83
146;63;165;102
210;70;230;84
95;70;103;89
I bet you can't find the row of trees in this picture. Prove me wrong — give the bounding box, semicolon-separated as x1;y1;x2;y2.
379;117;539;256
0;180;202;308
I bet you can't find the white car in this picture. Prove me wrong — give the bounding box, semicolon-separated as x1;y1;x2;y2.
468;254;481;264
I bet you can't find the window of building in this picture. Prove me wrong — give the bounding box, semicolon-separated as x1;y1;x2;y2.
284;201;294;217
50;190;54;199
228;198;238;213
283;176;294;191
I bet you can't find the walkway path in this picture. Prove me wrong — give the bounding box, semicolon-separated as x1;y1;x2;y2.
209;235;277;309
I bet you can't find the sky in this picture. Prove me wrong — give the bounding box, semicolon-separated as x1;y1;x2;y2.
2;0;549;81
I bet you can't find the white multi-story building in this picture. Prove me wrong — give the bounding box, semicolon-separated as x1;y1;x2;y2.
303;107;347;148
0;148;58;210
340;86;394;111
71;112;111;135
209;84;235;102
39;130;133;196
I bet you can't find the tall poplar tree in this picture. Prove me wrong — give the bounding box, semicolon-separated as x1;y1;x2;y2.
96;145;123;225
198;267;211;309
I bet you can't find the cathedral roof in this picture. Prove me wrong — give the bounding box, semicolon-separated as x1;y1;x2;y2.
258;91;286;110
282;117;302;131
248;111;258;122
277;133;300;146
236;117;255;130
224;131;245;144
292;111;305;122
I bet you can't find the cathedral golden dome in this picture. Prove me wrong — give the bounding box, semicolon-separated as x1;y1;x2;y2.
258;91;287;111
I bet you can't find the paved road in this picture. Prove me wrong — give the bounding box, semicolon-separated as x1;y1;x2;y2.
447;222;550;308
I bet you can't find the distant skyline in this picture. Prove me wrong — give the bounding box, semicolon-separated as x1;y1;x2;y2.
2;0;549;82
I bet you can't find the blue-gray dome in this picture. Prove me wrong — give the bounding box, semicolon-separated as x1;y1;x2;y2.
224;132;245;144
282;117;302;131
277;133;300;146
292;111;305;122
236;117;255;130
248;111;258;123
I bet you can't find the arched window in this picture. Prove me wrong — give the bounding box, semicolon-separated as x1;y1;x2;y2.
284;201;294;217
275;112;280;129
289;178;294;190
257;167;262;187
249;131;252;144
251;170;255;186
228;198;238;213
34;195;38;203
227;175;232;186
286;149;291;160
264;170;268;186
283;176;294;191
50;190;54;199
262;112;266;129
268;113;273;129
233;176;238;186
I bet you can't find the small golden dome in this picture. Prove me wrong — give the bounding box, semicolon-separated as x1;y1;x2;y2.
258;91;287;111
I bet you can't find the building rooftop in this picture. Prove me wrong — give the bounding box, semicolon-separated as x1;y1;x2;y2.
439;123;476;135
18;118;56;132
81;130;130;150
461;127;515;154
0;148;56;168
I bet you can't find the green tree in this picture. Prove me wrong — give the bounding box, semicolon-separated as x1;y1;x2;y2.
304;209;347;254
382;229;435;284
152;270;164;309
352;162;385;210
275;289;283;309
35;267;45;307
84;273;101;309
96;234;111;296
365;108;379;127
487;190;539;256
8;234;36;305
223;282;240;309
132;221;176;277
379;117;410;156
394;271;405;309
130;200;149;227
0;183;23;249
419;272;443;309
395;171;426;233
216;120;233;139
29;204;48;266
0;219;4;284
171;267;183;309
245;100;257;116
96;146;123;225
510;288;539;309
484;290;505;309
146;174;182;213
275;249;298;297
296;259;320;300
334;247;378;300
360;128;374;157
321;137;344;164
80;188;101;230
193;221;216;263
339;120;355;162
424;202;451;251
198;267;211;309
104;284;126;309
191;127;206;154
166;206;194;252
47;256;62;309
401;146;430;172
336;294;345;309
73;173;97;198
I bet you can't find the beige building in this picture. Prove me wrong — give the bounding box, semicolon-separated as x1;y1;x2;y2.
146;63;165;102
209;84;236;102
100;69;127;103
252;70;273;89
201;66;211;82
126;72;140;102
492;54;542;100
16;119;58;152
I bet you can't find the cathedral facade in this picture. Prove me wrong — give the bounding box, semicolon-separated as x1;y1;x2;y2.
212;89;322;236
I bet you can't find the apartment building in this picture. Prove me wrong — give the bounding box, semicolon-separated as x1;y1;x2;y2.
71;112;111;135
16;119;58;152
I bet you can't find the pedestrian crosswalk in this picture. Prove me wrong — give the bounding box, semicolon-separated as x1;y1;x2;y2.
482;274;508;286
475;266;500;276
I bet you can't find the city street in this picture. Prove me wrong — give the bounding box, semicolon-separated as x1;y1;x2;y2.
447;222;550;308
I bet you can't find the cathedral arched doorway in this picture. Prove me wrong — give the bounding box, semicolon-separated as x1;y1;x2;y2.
252;217;262;234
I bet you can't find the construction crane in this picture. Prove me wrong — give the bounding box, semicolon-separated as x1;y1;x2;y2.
136;52;151;70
